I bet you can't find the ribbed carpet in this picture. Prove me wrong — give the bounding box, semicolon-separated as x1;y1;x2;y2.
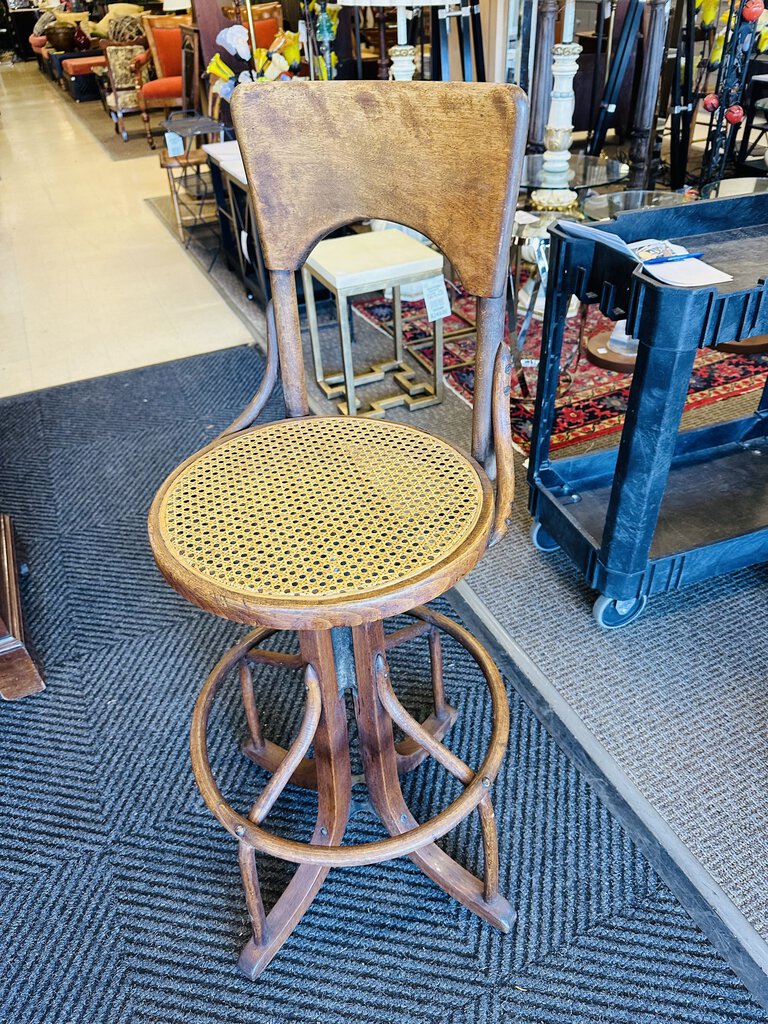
1;346;764;1023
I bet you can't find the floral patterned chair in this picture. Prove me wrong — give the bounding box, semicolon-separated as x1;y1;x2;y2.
102;39;149;141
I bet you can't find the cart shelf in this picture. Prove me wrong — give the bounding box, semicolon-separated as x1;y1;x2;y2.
527;193;768;628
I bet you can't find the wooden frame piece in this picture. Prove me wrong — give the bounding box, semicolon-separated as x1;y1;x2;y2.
0;515;44;701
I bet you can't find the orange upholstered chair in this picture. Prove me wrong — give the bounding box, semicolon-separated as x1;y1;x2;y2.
131;13;190;148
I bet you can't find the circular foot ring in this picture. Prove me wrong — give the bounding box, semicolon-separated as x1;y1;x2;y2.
190;608;508;867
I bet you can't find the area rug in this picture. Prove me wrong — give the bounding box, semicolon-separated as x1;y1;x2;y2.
352;288;768;454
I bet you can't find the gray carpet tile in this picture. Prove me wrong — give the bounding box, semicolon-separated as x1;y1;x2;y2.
1;345;764;1023
465;467;768;942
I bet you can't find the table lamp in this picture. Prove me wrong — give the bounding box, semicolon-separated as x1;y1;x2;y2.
531;0;582;210
336;0;443;80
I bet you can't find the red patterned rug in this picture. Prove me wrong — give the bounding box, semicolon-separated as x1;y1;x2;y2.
352;287;768;454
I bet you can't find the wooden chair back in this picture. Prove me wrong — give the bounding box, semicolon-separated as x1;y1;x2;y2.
222;1;283;25
141;13;191;78
231;82;528;519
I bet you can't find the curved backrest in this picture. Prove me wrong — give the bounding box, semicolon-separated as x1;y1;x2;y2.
230;81;528;495
141;13;189;78
232;81;527;299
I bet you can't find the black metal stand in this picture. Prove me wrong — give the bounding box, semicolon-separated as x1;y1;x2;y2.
586;0;644;156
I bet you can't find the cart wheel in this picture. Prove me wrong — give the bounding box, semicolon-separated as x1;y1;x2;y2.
531;522;560;553
592;594;647;629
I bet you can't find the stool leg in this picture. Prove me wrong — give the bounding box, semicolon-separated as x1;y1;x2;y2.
167;166;184;242
303;266;325;384
337;293;357;415
393;285;404;363
428;626;447;719
433;315;444;401
351;621;514;932
238;627;457;787
238;630;352;979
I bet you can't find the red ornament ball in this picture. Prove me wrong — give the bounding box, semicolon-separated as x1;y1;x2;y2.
703;93;720;111
725;104;745;124
742;0;764;21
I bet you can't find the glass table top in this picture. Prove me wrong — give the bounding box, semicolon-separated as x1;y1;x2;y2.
521;153;629;190
583;189;694;221
160;115;225;139
701;176;768;199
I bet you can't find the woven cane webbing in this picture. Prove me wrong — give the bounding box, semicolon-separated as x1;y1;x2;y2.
158;418;484;602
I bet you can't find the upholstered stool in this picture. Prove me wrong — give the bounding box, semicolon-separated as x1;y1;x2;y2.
49;49;86;84
149;80;528;979
61;55;107;101
302;229;446;416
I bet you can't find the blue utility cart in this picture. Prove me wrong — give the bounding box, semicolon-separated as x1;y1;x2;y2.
527;193;768;627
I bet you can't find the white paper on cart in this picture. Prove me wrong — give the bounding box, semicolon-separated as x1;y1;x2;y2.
640;259;733;288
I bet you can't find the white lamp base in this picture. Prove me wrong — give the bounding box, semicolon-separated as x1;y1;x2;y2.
389;42;417;80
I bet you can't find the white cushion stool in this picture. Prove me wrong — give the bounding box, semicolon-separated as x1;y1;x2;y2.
301;228;446;416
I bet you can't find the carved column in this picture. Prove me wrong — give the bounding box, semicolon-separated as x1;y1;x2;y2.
527;0;558;153
628;0;670;188
532;40;583;209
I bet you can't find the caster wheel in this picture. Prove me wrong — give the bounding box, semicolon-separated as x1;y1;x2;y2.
531;522;560;553
592;594;647;629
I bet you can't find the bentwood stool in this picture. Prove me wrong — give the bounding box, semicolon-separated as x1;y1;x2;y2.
302;228;446;416
148;80;528;979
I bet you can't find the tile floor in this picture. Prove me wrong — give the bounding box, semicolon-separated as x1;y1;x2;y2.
0;62;254;399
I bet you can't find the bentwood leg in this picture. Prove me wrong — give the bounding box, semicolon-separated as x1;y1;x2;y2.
238;625;459;786
237;629;352;979
351;620;514;932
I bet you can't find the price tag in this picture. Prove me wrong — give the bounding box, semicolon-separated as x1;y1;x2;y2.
164;131;184;158
422;276;451;322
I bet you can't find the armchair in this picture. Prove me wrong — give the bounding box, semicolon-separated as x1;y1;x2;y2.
103;38;149;140
131;13;191;148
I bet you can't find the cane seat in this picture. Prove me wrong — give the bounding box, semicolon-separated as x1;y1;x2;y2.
149;416;494;629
